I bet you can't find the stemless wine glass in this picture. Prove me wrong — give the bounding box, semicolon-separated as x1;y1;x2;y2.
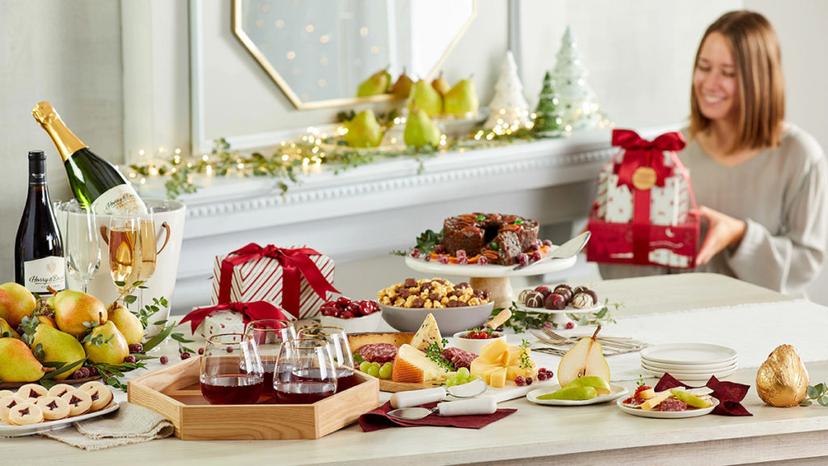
298;325;359;392
63;201;101;293
273;338;337;404
200;333;265;405
108;215;142;294
244;319;296;401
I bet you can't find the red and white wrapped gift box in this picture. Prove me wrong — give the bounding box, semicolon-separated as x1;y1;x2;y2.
587;129;700;268
209;243;338;320
180;301;290;341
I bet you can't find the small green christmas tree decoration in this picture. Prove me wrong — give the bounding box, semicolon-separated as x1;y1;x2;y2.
532;71;565;138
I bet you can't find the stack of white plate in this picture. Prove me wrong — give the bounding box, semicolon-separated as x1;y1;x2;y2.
640;343;738;381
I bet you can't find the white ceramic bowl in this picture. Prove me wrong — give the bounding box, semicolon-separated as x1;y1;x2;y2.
451;331;507;354
319;311;383;334
379;302;495;335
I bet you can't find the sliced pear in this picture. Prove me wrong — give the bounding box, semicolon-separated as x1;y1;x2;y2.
538;386;598;401
564;375;611;395
671;389;713;409
556;326;611;387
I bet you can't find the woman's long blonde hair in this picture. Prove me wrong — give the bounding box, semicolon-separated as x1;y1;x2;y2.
689;11;785;152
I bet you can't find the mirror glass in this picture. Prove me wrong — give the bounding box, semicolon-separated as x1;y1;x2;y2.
234;0;476;109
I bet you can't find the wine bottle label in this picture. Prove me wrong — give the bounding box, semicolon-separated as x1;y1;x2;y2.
24;256;66;294
90;184;148;215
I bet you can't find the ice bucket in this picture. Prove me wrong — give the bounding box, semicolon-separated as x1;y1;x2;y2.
55;199;186;336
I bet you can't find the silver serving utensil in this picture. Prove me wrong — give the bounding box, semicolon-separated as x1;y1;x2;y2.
387;397;497;420
513;231;591;271
446;378;487;398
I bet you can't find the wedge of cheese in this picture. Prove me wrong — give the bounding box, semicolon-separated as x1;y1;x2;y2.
410;313;441;352
391;344;447;383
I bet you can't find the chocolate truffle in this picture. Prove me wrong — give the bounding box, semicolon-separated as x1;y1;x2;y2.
553;285;573;303
571;289;598;309
522;291;545;308
534;285;553;298
544;292;567;310
518;289;532;303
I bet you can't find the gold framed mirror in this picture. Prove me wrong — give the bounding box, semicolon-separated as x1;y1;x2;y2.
232;0;477;110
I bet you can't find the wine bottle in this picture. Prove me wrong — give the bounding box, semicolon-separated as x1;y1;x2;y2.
32;101;147;215
15;150;66;295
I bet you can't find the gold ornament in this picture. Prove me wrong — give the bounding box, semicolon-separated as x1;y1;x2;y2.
756;344;809;407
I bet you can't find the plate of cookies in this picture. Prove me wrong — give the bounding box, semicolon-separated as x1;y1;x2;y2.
0;382;119;437
515;284;602;315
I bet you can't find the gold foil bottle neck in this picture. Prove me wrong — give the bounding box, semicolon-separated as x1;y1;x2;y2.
32;101;88;161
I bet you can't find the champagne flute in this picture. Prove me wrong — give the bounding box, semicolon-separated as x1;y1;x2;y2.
108;215;142;295
63;201;101;293
136;210;158;310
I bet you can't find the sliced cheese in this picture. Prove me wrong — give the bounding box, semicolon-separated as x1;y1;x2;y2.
488;367;507;388
478;339;509;363
640;390;674;411
410;314;441;352
391;344;447;383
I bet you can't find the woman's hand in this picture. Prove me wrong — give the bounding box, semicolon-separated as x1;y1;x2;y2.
696;206;748;265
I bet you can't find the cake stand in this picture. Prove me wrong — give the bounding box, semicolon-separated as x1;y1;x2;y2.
404;255;578;308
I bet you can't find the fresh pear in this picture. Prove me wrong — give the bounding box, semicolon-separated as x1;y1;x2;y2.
32;324;86;380
83;321;129;365
431;71;451;96
343;110;384;148
556;326;610;388
756;344;810;407
0;337;48;382
357;67;391;97
404;109;442;148
407;80;442;117
0;282;37;328
443;77;479;117
108;302;144;346
36;315;56;328
538;385;598;401
390;69;414;98
564;375;611;395
51;289;107;338
0;317;20;338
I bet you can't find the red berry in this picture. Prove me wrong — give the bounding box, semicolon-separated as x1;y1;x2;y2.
438;256;449;264
160;356;169;365
128;343;144;353
531;251;542;262
477;256;488;265
455;249;467;258
457;256;468;264
198;347;205;355
525;377;533;385
537;372;547;381
410;248;421;258
517;253;529;265
180;352;191;360
124;355;137;364
514;376;525;386
565;321;575;329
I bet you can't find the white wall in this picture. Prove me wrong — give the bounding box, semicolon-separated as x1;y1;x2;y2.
0;0;123;281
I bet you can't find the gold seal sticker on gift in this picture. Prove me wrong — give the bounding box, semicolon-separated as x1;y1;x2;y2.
632;167;657;190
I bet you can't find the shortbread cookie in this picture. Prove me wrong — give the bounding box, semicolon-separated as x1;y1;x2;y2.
61;389;92;416
0;390;14;399
0;396;26;424
36;396;71;421
17;384;48;400
79;382;113;411
47;384;75;398
8;401;44;426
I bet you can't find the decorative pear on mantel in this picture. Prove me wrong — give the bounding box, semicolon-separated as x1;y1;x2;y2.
756;344;809;407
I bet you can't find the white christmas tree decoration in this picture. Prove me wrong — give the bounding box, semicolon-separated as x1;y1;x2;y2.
484;51;533;133
551;26;611;131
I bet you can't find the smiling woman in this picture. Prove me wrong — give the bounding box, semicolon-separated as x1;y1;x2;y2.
600;10;828;296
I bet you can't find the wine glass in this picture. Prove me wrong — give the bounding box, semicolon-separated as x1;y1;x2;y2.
297;325;359;392
273;338;337;404
199;333;264;405
244;319;296;401
108;215;142;295
63;201;101;293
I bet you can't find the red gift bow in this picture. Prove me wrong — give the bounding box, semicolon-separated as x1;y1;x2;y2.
217;243;339;318
179;301;289;334
611;129;688;264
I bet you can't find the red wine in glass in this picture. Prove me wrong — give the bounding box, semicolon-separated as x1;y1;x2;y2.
275;368;336;404
200;374;264;405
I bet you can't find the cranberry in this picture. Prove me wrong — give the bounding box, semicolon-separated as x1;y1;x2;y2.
477;256;488;265
525;377;533;385
128;343;144;354
455;249;467;258
517;253;529;265
543;239;553;247
424;255;432;262
124;355;137;364
457;256;468;265
340;310;355;319
226;346;234;354
410;248;421;258
160;356;169;365
72;368;87;379
537;372;548;381
180;352;191;360
514;376;525;386
198;347;205;355
438;256;449;264
565;321;575;329
531;251;542;262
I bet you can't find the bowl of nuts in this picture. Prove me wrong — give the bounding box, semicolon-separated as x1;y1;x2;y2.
376;278;495;334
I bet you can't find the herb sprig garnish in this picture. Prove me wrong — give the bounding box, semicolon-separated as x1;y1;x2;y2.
426;338;455;371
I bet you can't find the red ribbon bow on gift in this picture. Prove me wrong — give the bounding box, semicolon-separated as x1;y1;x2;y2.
179;301;288;334
217;243;339;318
612;129;686;190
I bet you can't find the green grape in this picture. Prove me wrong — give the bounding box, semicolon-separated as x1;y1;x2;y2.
371;362;381;370
359;361;371;372
379;362;393;379
366;365;381;378
457;367;470;378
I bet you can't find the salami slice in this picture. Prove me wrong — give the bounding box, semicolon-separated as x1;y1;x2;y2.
442;347;477;369
356;343;398;363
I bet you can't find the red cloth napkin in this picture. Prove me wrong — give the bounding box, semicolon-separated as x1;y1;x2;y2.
654;373;752;416
358;401;517;432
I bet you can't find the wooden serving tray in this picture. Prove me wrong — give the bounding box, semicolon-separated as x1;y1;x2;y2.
127;358;380;440
354;370;438;393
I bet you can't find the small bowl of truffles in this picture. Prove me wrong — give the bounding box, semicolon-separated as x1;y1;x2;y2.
516;284;601;329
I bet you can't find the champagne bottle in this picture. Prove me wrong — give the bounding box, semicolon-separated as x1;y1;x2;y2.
32;101;147;215
15;151;66;295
